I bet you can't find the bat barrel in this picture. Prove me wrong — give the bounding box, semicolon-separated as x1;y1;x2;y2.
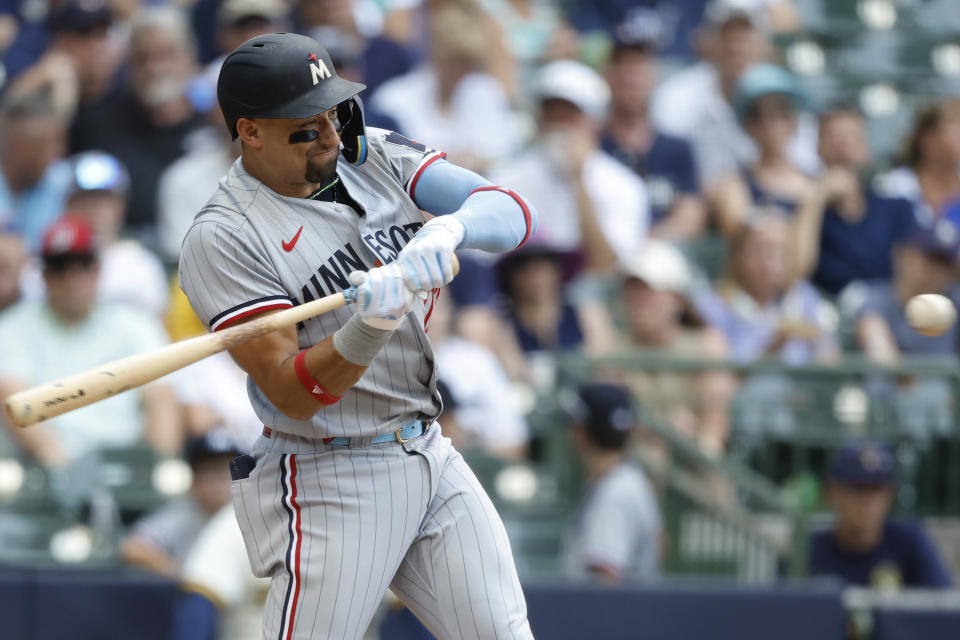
3;333;225;428
2;290;351;429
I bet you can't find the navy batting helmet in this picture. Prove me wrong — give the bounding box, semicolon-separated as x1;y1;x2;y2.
217;32;368;165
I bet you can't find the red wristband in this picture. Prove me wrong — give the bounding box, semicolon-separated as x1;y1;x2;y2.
294;350;342;405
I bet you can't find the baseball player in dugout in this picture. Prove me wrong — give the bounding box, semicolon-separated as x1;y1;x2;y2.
178;33;538;640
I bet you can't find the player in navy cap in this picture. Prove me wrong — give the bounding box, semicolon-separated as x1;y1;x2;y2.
808;440;953;589
561;384;662;584
180;31;538;639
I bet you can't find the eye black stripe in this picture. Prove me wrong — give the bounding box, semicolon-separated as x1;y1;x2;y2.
289;130;320;144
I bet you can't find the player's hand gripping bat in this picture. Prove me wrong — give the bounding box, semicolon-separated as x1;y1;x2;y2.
4;255;459;428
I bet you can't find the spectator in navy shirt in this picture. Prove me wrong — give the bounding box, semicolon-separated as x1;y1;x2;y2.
846;218;960;363
567;0;800;60
792;106;918;296
809;441;953;590
496;248;585;354
602;15;705;240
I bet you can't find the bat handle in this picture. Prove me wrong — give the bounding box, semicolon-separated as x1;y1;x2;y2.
343;254;461;304
342;286;358;305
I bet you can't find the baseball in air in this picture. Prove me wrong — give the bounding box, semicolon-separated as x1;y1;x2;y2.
905;294;957;337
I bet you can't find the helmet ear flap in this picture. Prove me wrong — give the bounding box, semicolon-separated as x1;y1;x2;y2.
337;96;367;165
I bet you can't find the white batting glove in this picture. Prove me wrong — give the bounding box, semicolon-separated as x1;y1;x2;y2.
348;263;416;330
396;216;464;292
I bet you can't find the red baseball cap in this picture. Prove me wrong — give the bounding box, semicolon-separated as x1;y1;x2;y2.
41;215;98;259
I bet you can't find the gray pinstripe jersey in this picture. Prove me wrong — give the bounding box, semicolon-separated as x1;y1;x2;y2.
179;128;447;439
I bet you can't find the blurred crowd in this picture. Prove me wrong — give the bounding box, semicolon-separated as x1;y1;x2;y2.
0;0;959;631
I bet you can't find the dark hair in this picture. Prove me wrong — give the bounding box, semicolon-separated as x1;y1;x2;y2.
608;40;657;65
895;99;960;168
584;420;630;451
744;92;796;123
495;248;565;301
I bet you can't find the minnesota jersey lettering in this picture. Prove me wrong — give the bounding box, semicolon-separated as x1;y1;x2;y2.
180;128;444;440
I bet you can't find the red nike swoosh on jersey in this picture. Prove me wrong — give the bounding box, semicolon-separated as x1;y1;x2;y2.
282;226;303;252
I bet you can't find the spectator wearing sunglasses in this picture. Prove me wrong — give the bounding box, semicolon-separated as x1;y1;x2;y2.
0;216;181;468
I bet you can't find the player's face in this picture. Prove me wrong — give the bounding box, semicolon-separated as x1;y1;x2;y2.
298;108;342;184
829;483;893;545
254;107;341;187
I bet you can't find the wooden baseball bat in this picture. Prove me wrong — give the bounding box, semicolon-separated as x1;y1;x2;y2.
4;256;457;428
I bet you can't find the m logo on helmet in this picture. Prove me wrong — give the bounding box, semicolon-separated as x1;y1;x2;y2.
308;53;331;85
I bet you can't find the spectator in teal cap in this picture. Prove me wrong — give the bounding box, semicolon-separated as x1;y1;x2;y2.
709;63;813;237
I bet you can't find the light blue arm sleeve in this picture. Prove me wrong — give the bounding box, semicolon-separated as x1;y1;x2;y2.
411;158;538;253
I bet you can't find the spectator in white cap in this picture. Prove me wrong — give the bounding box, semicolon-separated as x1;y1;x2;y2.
599;240;734;457
650;0;818;187
488;59;649;274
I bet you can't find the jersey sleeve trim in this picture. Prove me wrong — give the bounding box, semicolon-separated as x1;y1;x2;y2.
210;295;296;332
406;151;448;204
468;185;534;248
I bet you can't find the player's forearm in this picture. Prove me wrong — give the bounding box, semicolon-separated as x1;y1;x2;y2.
278;335;369;420
452;187;537;253
276;317;399;420
231;326;370;421
411;159;538;253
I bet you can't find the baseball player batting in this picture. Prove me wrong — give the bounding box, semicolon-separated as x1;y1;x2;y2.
179;33;538;640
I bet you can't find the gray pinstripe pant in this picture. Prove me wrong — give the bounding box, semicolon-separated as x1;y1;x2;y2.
230;422;534;640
